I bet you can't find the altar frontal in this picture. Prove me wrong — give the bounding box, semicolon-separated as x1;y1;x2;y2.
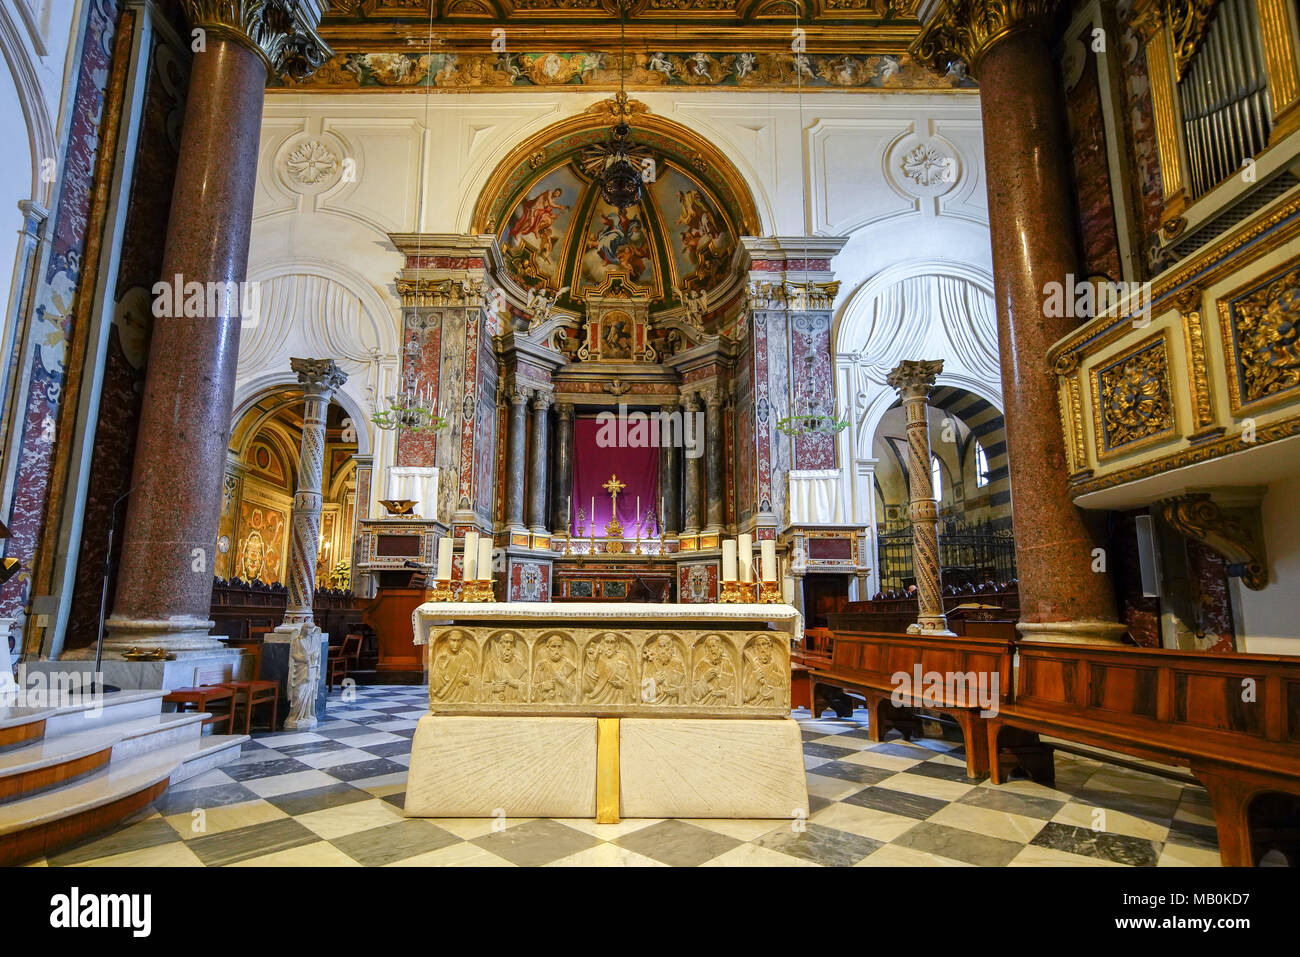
404;603;808;821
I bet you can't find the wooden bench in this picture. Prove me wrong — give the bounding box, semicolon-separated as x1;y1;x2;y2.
808;624;1014;779
991;641;1300;867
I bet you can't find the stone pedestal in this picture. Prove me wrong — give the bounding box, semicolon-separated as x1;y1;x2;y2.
24;649;249;691
404;715;808;820
262;629;329;727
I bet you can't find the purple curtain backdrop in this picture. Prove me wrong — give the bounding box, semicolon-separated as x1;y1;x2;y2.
572;417;659;538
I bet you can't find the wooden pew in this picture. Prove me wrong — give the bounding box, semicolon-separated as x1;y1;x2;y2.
991;641;1300;866
791;628;834;712
809;623;1014;779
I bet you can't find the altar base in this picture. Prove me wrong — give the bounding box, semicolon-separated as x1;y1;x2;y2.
404;714;808;820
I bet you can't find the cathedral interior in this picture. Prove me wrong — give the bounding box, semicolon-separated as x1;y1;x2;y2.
1;0;1299;885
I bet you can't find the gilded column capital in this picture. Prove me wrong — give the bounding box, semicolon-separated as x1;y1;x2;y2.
531;390;554;412
886;359;945;400
179;0;332;80
290;356;347;397
911;0;1066;77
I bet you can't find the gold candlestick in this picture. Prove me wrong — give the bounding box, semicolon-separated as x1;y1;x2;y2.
462;578;495;602
719;580;744;603
758;580;782;604
428;578;454;602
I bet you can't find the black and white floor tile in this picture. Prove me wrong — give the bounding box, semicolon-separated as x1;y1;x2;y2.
25;687;1221;867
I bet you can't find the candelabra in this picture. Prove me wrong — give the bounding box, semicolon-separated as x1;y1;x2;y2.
719;580;745;603
462;578;495;602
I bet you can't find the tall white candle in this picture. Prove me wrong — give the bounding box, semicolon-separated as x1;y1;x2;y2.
760;539;777;581
738;533;753;583
436;537;453;580
462;530;479;580
478;538;494;581
591;497;596;534
635;496;640;529
721;540;738;582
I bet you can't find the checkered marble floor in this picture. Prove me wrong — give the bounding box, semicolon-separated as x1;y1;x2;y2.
24;687;1221;867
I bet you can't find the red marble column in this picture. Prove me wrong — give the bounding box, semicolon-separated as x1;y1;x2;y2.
975;29;1123;638
104;37;269;653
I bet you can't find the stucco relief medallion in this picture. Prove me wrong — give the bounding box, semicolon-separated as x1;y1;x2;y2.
282;139;343;190
900;144;956;189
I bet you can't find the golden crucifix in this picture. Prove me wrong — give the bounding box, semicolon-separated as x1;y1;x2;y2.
602;473;626;540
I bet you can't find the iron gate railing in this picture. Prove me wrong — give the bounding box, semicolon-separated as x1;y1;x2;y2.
876;519;1016;591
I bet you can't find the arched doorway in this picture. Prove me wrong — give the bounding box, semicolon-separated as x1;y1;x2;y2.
871;385;1014;593
220;386;360;590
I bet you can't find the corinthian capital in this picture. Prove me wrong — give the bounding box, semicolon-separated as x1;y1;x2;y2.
291;357;348;397
179;0;333;81
911;0;1065;77
886;359;944;400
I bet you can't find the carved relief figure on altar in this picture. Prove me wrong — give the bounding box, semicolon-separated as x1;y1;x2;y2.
693;634;738;706
482;632;529;703
431;629;480;703
500;166;581;287
582;632;637;704
531;633;579;704
742;635;787;709
641;633;687;705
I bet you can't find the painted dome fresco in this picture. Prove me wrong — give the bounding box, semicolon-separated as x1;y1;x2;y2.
477;104;758;318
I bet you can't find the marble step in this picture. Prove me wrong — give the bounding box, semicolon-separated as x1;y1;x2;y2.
0;732;248;865
1;689;168;750
0;712;209;805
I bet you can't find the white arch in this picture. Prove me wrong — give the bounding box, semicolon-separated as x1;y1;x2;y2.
0;1;56;207
231;374;374;457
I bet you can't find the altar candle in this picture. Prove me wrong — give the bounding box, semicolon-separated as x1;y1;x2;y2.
436;537;453;580
635;496;640;530
760;539;777;581
721;540;738;582
463;531;479;580
478;538;494;582
591;497;596;534
738;533;753;583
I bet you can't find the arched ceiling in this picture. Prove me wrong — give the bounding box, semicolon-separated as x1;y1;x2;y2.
476;99;758;316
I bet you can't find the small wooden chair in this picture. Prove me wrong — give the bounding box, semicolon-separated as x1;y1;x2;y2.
164;666;236;733
328;633;363;691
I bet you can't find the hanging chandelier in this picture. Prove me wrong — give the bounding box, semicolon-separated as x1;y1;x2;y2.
580;0;645;214
371;376;446;434
777;351;850;437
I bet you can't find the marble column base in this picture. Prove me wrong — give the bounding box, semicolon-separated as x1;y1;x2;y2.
261;629;329;728
908;618;956;638
102;616;228;654
403;714;808;820
1016;620;1130;645
26;649;249;690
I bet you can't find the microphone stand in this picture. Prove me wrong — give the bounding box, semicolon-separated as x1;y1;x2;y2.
92;484;138;695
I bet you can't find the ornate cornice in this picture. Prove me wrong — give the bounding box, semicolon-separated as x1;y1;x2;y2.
911;0;1065;77
179;0;333;80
